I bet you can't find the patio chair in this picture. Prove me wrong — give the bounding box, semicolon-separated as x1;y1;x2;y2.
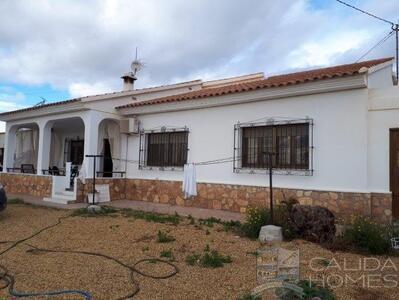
52;166;60;176
21;164;35;174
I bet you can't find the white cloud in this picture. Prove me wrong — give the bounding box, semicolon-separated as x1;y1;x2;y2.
0;90;27;113
287;30;369;69
68;82;114;98
0;0;397;95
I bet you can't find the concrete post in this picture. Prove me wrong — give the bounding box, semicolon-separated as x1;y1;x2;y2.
36;121;52;175
83;112;101;178
3;124;17;173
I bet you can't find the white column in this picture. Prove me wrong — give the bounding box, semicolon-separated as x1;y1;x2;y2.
36;121;52;175
3;124;17;173
83;112;102;178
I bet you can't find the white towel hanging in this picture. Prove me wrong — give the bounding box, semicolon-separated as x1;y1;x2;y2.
182;163;197;199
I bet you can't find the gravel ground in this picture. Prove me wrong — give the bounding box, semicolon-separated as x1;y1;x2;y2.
0;204;398;299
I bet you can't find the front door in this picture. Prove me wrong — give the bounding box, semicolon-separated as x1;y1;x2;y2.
389;129;399;219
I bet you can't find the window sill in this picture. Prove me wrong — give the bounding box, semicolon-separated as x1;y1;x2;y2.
234;168;313;176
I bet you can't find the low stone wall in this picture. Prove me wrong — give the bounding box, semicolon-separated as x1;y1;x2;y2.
0;173;52;198
76;178;126;202
124;179;392;223
0;173;392;222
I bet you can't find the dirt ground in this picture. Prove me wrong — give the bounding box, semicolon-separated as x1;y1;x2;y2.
0;204;398;300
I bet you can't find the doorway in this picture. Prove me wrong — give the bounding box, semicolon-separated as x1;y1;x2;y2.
389;129;399;219
103;139;113;177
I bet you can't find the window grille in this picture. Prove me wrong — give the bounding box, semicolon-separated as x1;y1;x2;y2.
233;118;314;175
139;126;189;170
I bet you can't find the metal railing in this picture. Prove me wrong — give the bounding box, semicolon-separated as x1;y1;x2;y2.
96;171;126;178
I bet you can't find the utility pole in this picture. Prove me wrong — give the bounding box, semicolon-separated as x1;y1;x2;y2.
265;151;275;224
336;1;399;84
85;154;103;205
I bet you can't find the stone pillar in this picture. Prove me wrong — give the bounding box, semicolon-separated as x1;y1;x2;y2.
36;121;52;175
3;124;17;173
83;111;102;178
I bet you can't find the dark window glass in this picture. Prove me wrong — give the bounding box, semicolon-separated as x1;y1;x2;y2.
242;123;309;170
69;140;84;165
147;131;188;167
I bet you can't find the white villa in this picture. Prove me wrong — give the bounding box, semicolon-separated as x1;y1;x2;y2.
1;57;398;222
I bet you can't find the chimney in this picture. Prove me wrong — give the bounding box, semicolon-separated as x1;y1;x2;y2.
121;72;136;91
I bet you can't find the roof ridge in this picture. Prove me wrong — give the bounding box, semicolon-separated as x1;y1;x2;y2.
267;57;394;80
116;57;393;110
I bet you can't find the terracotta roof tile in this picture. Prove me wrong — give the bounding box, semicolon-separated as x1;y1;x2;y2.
116;57;393;109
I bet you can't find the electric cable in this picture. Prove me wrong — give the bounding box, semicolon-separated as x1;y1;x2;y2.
335;0;394;26
356;30;394;62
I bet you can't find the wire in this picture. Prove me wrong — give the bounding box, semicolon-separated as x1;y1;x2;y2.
356;30;394;62
0;214;93;299
0;210;179;299
335;0;394;26
25;244;179;300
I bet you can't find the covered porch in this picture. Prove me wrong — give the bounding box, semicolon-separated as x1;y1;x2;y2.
2;111;125;204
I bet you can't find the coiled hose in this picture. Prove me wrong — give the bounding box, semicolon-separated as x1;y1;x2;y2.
0;210;179;299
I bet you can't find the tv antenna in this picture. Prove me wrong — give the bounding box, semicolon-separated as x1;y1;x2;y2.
34;97;47;106
336;0;399;84
130;47;144;76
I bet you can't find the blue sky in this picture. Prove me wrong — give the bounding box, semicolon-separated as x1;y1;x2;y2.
1;0;398;132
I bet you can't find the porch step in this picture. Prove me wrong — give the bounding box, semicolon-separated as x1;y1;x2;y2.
44;192;76;205
43;197;75;205
55;190;74;197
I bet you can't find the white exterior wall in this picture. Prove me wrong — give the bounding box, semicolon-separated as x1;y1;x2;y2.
367;86;399;193
123;88;370;192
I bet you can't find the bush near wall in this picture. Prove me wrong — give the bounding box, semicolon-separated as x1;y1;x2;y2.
333;216;399;255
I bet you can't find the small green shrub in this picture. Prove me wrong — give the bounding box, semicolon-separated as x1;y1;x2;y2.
342;216;391;255
160;249;174;260
200;250;232;268
237;293;261;300
222;220;242;232
157;230;175;243
188;214;195;224
185;247;232;268
7;198;24;204
277;280;335;300
122;209;180;224
199;217;222;227
241;207;270;239
245;251;259;257
185;253;200;265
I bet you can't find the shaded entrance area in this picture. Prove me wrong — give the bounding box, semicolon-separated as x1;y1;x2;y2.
97;119;123;178
6;123;39;174
45;117;85;175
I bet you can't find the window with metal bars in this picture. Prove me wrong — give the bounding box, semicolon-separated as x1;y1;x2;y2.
240;123;309;170
140;130;188;168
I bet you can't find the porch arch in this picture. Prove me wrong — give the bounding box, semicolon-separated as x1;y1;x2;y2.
40;116;85;174
4;122;40;173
